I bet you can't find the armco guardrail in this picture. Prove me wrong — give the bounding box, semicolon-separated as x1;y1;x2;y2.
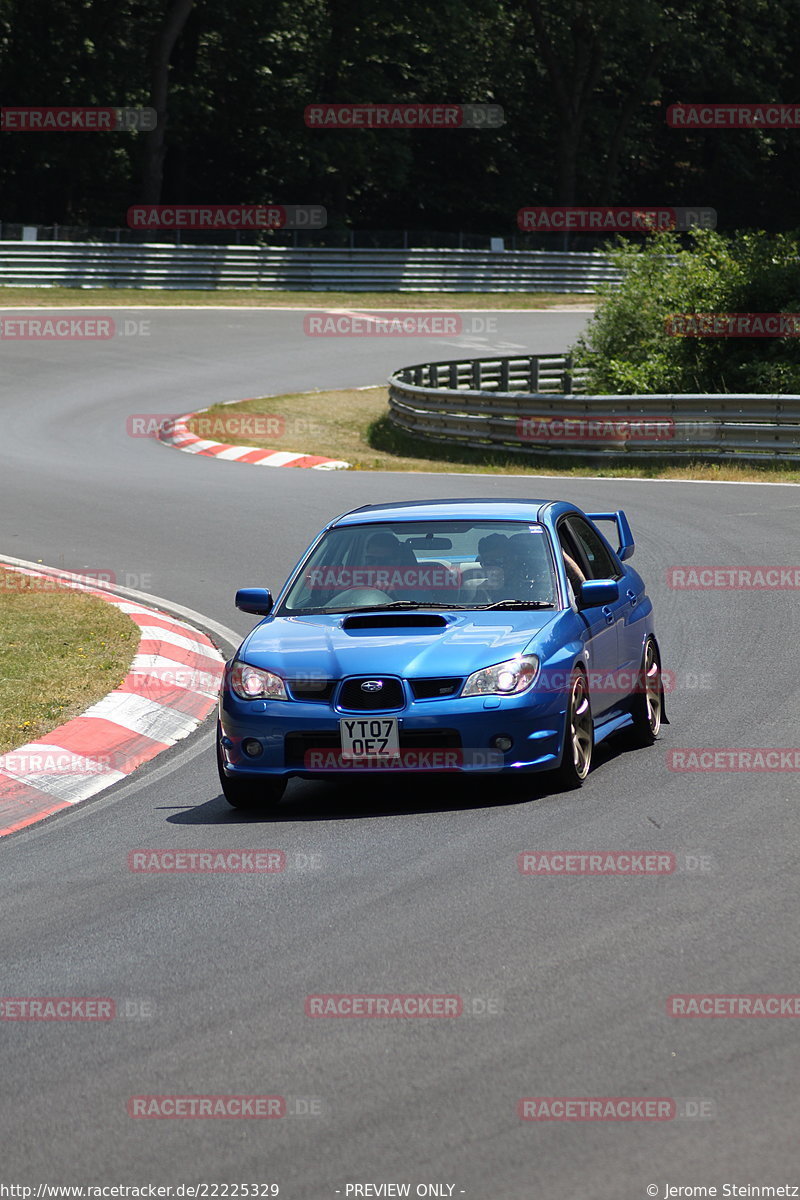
388;355;800;462
0;243;621;292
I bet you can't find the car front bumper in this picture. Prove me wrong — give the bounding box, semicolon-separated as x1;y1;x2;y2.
218;686;569;779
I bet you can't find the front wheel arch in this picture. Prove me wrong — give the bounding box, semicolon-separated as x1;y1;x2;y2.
628;634;665;746
551;664;594;790
647;635;668;725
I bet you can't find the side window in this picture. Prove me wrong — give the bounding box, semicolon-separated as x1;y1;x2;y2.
563;517;619;580
556;522;586;603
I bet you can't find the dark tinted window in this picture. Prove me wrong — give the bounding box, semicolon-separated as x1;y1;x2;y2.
563;516;619;580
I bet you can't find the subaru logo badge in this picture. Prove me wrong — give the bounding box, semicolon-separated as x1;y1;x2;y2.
361;680;383;693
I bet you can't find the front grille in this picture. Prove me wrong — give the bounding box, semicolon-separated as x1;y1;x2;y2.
410;677;463;700
287;679;337;702
400;729;461;749
337;676;405;711
285;728;462;767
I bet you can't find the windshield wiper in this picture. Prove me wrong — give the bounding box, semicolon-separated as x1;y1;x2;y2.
341;600;423;610
481;599;556;610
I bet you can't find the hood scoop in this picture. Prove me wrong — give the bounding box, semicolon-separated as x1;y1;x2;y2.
342;612;448;631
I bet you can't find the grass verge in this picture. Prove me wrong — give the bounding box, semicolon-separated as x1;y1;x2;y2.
0;286;595;310
185;387;800;484
0;571;137;755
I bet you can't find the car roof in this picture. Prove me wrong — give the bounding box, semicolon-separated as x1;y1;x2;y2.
331;498;563;527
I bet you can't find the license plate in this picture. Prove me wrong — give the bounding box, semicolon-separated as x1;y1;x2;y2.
339;717;400;759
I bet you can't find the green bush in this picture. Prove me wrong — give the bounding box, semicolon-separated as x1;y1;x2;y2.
572;230;800;394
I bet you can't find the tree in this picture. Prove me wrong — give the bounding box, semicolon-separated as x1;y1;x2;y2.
573;229;800;394
140;0;196;204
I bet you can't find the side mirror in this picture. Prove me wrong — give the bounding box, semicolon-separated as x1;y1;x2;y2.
235;587;273;615
577;579;619;608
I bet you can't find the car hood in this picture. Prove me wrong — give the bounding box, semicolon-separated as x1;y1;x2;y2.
239;609;560;680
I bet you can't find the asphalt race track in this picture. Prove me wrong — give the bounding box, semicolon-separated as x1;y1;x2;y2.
2;308;799;1197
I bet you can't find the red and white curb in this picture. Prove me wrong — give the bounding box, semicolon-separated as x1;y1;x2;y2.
0;564;225;838
158;409;350;470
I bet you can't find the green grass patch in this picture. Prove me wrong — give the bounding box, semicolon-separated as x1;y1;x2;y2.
0;571;138;755
0;286;595;310
186;388;800;483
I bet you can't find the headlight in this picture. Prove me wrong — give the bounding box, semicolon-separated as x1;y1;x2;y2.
230;660;287;700
462;654;539;697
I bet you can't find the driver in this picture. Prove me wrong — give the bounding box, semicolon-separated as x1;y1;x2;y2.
324;530;418;606
364;531;418;592
365;530;403;566
459;533;511;602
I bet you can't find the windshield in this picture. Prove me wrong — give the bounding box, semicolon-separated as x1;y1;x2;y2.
278;520;558;614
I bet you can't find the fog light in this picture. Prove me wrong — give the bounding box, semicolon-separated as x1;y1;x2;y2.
492;735;513;752
242;738;263;758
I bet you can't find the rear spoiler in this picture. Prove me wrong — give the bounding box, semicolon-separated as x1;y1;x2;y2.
586;510;635;561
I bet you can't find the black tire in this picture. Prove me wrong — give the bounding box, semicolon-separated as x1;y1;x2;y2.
628;637;664;748
216;738;286;811
551;668;594;790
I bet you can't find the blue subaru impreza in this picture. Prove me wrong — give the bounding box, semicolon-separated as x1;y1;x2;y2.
217;498;667;809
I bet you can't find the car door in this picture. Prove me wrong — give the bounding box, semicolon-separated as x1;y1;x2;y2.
566;514;644;687
557;515;625;712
